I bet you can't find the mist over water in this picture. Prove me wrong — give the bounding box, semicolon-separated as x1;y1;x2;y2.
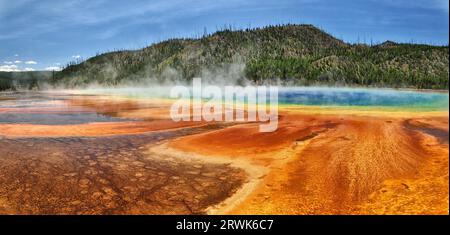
65;86;449;111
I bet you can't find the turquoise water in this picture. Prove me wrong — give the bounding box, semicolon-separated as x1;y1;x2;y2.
278;87;448;111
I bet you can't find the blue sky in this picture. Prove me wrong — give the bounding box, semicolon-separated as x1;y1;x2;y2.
0;0;448;71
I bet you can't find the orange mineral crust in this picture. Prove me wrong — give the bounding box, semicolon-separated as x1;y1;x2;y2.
0;93;448;214
0;121;206;137
168;111;449;214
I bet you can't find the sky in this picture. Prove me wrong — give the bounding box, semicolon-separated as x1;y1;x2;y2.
0;0;448;72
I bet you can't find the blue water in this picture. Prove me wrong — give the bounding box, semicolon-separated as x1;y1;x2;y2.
278;87;449;110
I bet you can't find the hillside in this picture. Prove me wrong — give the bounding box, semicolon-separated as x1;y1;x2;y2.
0;71;53;91
54;24;449;89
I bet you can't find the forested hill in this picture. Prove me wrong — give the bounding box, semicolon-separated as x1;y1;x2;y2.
54;24;449;89
0;71;52;91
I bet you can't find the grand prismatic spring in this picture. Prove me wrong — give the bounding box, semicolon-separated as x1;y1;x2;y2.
0;87;448;214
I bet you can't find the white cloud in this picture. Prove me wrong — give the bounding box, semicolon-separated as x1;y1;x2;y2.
45;66;62;71
14;54;19;57
0;64;20;72
25;60;37;64
3;61;13;64
54;62;61;66
0;64;36;72
14;60;22;63
72;55;81;59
